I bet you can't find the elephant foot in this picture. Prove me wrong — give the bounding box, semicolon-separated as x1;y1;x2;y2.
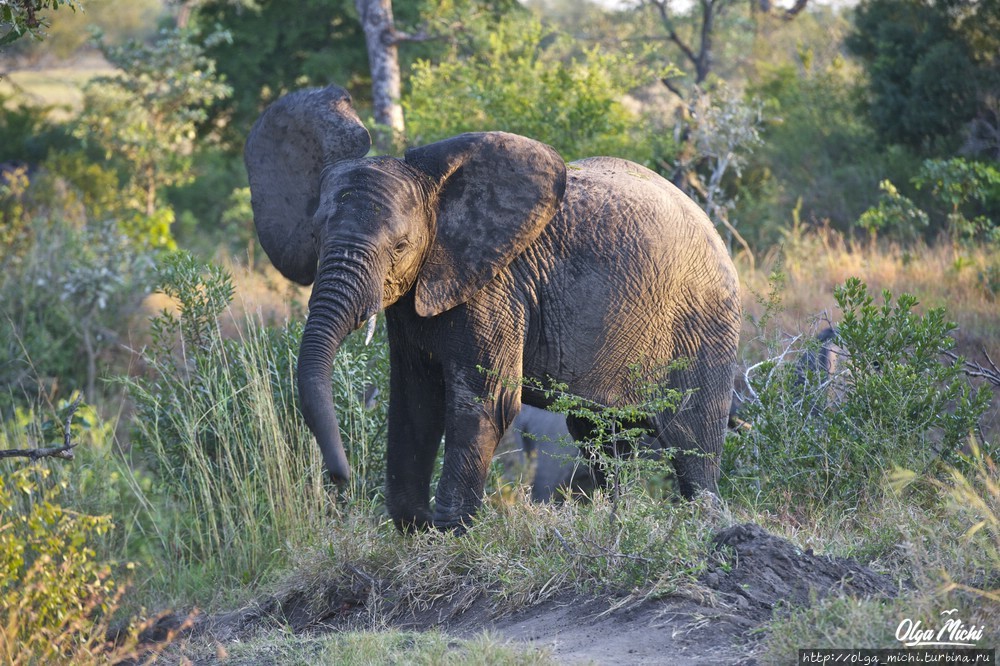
390;508;434;534
431;510;474;535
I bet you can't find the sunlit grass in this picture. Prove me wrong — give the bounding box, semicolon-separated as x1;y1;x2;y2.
0;66;117;119
741;231;1000;355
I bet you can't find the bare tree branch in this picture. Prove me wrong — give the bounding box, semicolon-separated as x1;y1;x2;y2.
0;395;82;462
943;349;1000;388
388;26;449;45
649;0;700;76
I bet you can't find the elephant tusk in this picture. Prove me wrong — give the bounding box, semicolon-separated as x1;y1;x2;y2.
364;314;378;345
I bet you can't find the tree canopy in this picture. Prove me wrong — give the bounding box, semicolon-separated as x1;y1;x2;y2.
847;0;1000;156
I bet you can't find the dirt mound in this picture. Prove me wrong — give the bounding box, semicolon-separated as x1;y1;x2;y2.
702;523;897;622
152;523;896;664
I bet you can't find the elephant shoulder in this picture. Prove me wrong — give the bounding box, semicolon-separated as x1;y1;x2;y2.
566;157;709;226
567;157;687;202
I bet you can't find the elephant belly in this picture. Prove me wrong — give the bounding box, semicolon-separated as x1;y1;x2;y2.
516;163;739;409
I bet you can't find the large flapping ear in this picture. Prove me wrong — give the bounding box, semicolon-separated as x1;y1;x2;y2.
244;85;372;286
404;132;566;317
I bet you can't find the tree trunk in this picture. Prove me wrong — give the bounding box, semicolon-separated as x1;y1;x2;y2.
145;163;156;217
355;0;405;154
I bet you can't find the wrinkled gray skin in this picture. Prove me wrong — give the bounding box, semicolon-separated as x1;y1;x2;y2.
245;85;742;531
522;327;841;502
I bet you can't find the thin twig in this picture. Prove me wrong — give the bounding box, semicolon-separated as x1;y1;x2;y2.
552;528;654;564
942;350;1000;388
0;395;82;461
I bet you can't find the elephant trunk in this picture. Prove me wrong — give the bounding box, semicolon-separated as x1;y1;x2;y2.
298;246;383;483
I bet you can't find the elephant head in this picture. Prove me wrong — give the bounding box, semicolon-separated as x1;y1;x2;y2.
245;86;567;483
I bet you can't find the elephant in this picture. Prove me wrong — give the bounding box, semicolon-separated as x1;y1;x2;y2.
730;325;844;423
500;405;599;503
513;327;843;504
244;84;742;531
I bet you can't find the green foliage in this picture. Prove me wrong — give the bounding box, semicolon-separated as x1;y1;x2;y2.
0;396;153;664
0;0;80;46
1;0;160;61
913;158;1000;244
0;95;80;163
405;12;668;162
847;0;997;155
489;364;689;534
741;59;907;239
729;278;992;508
0;463;123;663
0;167;153;407
190;0;366;142
121;253;389;601
76;28;232;247
0;467;118;664
189;0;432;144
165;147;250;253
855;179;929;243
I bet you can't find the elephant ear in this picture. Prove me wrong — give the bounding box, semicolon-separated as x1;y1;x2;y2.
405;132;567;317
244;85;372;286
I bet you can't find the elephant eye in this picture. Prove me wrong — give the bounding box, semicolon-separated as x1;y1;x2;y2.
393;239;410;254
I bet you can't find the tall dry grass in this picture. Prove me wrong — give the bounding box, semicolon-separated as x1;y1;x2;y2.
741;229;1000;356
738;229;1000;435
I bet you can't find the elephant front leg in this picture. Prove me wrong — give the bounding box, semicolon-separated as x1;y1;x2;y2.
433;380;519;530
385;350;446;532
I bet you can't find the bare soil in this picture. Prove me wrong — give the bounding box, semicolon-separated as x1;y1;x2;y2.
146;523;896;665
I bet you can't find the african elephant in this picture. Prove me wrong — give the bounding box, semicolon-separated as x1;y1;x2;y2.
511;327;844;503
502;405;598;503
730;325;843;423
244;85;742;531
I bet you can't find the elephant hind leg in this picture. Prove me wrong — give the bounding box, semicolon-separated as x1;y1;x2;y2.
657;371;730;499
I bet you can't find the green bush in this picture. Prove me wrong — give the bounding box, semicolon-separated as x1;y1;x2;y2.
0;393;145;664
855;179;930;244
404;12;670;164
913;157;1000;245
0;466;124;663
0;168;153;408
727;277;992;508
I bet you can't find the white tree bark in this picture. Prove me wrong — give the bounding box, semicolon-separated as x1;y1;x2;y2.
355;0;405;153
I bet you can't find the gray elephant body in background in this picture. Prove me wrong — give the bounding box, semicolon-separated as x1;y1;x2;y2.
245;85;742;530
517;327;842;503
502;406;597;503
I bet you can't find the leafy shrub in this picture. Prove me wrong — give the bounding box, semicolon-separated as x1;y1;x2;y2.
728;277;992;508
0;169;153;407
913;157;1000;244
405;13;668;163
0;467;123;663
741;59;907;242
76;28;232;250
0;398;147;666
855;179;930;244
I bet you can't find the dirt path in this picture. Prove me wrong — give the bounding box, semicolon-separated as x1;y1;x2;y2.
391;524;894;665
153;523;895;664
